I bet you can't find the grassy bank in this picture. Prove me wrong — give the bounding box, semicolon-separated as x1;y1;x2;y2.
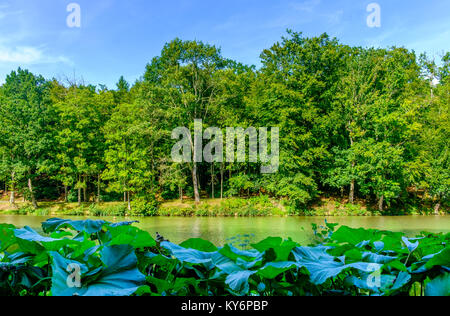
0;195;448;217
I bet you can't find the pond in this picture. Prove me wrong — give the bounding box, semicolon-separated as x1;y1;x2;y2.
1;215;449;246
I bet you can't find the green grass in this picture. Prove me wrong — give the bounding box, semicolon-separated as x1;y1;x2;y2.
1;201;128;217
158;196;286;217
0;196;447;217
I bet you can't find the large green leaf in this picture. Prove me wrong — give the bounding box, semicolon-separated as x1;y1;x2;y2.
362;252;396;264
425;248;450;270
292;246;382;285
180;238;218;252
219;244;260;262
251;237;298;261
332;226;383;246
107;225;156;249
161;241;216;269
251;237;283;252
425;273;450;296
50;245;145;296
15;226;60;243
0;224;16;252
43;218;106;234
50;252;89;296
345;274;396;293
14;226;84;253
225;270;256;295
257;261;297;279
391;271;411;291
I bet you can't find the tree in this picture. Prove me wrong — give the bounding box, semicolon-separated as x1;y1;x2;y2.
143;39;229;202
0;68;56;209
53;84;113;205
102;101;161;211
0;35;446;215
409;54;449;214
327;47;386;203
248;32;346;208
114;76;131;104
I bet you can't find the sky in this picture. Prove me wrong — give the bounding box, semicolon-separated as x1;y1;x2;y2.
0;0;449;88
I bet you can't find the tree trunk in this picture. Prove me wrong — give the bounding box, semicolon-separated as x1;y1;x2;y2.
9;171;15;206
349;179;355;204
220;163;224;199
124;191;127;203
28;178;38;209
83;175;87;202
190;128;201;203
434;202;441;215
127;191;131;212
76;175;81;206
211;163;214;199
64;185;68;203
179;185;183;203
378;195;384;213
96;174;101;203
349;134;356;204
192;162;200;203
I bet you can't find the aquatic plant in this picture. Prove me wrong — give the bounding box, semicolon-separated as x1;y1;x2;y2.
0;219;448;296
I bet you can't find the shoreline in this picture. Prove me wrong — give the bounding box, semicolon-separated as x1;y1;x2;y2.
0;197;448;218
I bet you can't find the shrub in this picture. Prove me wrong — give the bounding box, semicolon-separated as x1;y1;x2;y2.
131;196;160;216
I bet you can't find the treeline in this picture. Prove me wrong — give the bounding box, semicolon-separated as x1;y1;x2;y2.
0;32;448;214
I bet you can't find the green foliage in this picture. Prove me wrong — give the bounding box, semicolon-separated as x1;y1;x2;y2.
0;68;56;208
130;196;160;216
87;204;127;217
0;33;448;214
0;219;449;296
158;197;281;217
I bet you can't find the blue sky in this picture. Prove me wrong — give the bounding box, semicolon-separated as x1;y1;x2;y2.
0;0;449;88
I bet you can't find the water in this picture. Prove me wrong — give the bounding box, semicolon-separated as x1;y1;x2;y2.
1;215;449;246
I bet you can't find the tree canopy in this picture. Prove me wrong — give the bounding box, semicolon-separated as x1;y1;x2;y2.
0;33;448;214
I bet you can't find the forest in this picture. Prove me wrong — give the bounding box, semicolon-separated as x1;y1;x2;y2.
0;31;448;216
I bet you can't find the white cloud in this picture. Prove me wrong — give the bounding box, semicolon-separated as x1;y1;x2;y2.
0;45;72;65
0;4;22;20
289;0;321;13
0;4;71;66
323;9;344;25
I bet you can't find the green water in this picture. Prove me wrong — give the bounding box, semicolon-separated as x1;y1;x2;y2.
0;215;449;246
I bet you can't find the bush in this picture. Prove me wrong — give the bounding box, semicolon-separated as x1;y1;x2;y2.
62;207;86;216
87;204;127;217
226;175;254;197
31;208;50;216
67;190;78;203
130;196;160;216
100;191;124;203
